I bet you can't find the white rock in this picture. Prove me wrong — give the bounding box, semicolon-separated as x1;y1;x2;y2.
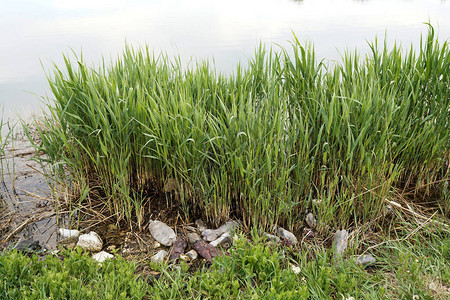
76;231;103;252
149;220;177;246
153;242;161;248
210;232;231;247
276;227;298;245
58;228;80;240
290;263;301;274
333;230;349;257
92;251;114;263
151;250;168;264
186;250;198;260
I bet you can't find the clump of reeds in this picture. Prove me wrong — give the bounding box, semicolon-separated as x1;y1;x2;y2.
35;25;449;230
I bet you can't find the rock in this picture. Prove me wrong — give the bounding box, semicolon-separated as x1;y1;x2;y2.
58;228;81;240
195;219;207;232
305;213;317;229
192;239;217;262
263;233;281;243
186;250;198;260
276;227;298;245
169;237;187;261
202;221;238;242
77;231;103;252
14;239;41;253
151;250;168;264
210;232;232;249
154;242;161;248
333;230;349;257
179;254;190;261
184;225;197;232
92;251;114;263
149;220;176;246
355;254;376;267
290;263;301;274
187;232;201;244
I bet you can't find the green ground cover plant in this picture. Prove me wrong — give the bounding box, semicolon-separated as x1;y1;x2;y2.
32;25;449;233
2;231;448;299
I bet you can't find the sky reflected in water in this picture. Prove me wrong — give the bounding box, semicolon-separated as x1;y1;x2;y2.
1;0;449;119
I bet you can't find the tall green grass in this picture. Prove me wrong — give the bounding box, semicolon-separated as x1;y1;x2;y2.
35;25;449;230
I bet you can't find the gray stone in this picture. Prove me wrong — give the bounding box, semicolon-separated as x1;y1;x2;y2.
195;219;207;232
151;250;168;263
333;229;349;256
149;220;176;246
187;232;201;244
305;213;317;229
202;221;238;242
263;233;281;243
355;254;376;267
276;227;298;245
77;231;103;252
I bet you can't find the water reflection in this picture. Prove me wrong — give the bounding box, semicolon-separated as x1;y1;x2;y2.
0;0;449;120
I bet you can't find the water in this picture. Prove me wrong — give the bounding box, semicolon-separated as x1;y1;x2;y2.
1;0;449;120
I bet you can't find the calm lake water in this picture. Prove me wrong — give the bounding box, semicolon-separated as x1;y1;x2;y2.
1;0;449;120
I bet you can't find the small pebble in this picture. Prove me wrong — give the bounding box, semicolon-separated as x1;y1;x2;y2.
187;232;201;244
355;254;376;267
276;227;298;245
186;250;198;260
195;220;207;232
263;233;281;243
151;250;168;264
305;213;317;229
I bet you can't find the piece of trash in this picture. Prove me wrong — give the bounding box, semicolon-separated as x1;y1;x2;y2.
58;228;81;240
92;251;114;263
290;263;301;274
